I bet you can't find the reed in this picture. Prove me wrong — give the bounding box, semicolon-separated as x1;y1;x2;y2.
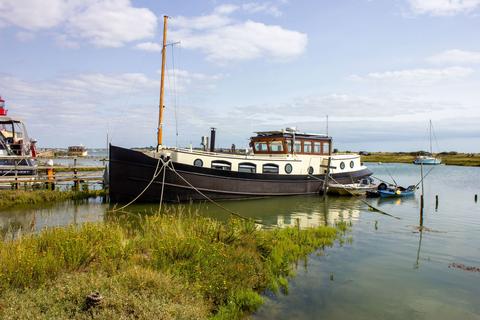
0;189;105;208
0;209;344;319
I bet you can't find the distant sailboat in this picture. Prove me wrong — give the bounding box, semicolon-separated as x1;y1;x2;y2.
413;120;441;165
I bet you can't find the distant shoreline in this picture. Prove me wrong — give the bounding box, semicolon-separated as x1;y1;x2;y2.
360;152;480;167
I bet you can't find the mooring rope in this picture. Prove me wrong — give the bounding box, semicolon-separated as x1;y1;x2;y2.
110;156;168;212
415;166;436;188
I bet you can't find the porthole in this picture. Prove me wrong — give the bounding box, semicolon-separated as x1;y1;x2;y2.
193;159;203;167
285;163;293;174
308;166;314;175
350;161;354;168
340;162;345;170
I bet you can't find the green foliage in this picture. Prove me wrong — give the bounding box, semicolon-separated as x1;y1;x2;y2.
0;210;343;319
0;189;105;209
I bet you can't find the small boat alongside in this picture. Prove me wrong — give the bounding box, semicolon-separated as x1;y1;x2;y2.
367;183;416;198
0;96;37;185
328;177;377;196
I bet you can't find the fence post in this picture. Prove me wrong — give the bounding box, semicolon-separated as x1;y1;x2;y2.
14;159;18;190
47;159;55;190
73;158;79;191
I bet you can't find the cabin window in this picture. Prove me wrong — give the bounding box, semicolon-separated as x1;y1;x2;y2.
304;141;312;153
286;140;293;153
308;166;314;174
340;161;345;170
350;161;354;168
269;141;284;152
254;141;268;152
294;141;302;153
211;160;231;171
193;159;203;167
322;142;330;154
314;142;321;153
263;163;279;174
285;163;293;174
238;162;256;173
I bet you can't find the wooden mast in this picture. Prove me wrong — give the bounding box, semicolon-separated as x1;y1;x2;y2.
157;15;168;149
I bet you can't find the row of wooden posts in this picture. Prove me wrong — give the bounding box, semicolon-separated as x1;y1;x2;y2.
3;158;104;190
419;162;478;227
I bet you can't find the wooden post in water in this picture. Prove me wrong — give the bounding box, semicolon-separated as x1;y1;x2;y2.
475;194;478;203
322;156;332;199
420;162;424;227
435;195;438;210
73;158;79;191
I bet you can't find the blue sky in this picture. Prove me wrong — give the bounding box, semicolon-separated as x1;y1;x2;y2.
1;0;480;151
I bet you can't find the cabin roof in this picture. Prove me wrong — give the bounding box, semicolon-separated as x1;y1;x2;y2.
253;130;331;140
0;116;22;123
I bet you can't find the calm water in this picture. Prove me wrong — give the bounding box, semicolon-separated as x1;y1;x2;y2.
1;163;479;319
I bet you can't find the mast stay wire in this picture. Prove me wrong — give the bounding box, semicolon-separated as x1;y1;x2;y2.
431;122;441;154
170;43;179;147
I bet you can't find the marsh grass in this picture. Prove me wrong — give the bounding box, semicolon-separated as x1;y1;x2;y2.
0;208;345;319
0;189;105;209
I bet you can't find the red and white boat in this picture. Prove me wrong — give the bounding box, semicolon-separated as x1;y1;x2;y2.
0;96;37;181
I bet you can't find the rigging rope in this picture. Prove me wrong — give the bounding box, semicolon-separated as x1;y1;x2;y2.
171;43;179;147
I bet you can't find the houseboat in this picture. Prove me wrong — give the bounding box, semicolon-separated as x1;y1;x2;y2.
67;145;88;157
109;129;372;202
108;16;372;203
0;96;37;180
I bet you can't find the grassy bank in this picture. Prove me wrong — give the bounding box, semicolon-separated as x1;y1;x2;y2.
0;211;344;319
361;152;480;166
0;189;106;209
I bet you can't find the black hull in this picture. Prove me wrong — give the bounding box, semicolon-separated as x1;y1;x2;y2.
109;145;372;203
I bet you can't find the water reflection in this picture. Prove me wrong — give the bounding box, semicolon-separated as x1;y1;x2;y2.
1;163;479;319
0;198;106;239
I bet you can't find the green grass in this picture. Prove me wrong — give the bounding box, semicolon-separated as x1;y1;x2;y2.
361;152;480;166
0;189;106;209
0;209;344;319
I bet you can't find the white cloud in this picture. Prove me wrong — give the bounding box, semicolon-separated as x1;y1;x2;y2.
427;49;480;65
15;31;35;42
213;4;239;15
170;5;306;62
407;0;480;16
135;42;162;52
55;34;80;49
0;0;157;48
0;69;222;146
242;2;282;17
164;69;224;92
349;67;474;84
0;0;68;30
67;0;157;48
